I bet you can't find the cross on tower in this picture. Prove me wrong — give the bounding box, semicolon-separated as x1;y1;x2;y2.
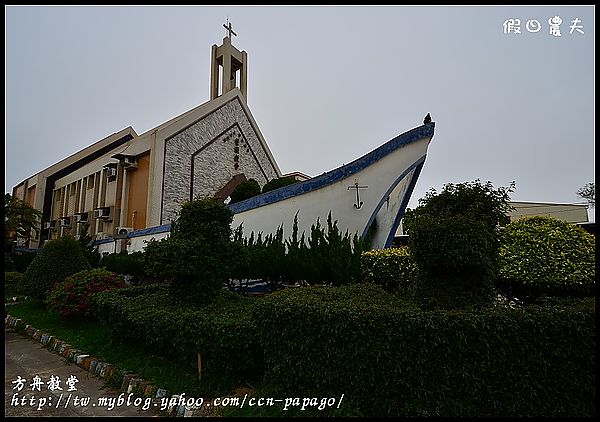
223;18;237;39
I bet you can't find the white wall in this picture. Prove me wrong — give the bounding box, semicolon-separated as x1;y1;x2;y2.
509;201;589;224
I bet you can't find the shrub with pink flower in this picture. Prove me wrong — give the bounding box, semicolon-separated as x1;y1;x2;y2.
45;268;127;317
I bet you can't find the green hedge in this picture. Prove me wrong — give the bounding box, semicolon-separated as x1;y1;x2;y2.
89;284;262;383
255;284;595;416
360;247;418;292
498;216;596;299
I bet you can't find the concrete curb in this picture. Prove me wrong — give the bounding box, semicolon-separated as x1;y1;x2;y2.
5;314;204;417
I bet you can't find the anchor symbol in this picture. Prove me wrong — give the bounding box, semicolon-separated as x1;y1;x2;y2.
347;179;368;210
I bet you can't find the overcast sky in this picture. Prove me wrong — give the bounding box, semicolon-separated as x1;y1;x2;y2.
5;5;595;221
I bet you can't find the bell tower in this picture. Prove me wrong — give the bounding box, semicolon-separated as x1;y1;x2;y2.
210;20;248;101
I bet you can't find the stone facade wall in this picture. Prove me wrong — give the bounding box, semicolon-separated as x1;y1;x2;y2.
161;98;278;224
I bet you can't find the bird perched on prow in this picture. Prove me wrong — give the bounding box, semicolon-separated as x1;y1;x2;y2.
423;113;432;124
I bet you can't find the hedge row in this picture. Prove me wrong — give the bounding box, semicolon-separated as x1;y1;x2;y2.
5;271;24;297
86;281;595;416
89;284;262;383
360;247;417;292
497;216;596;299
361;217;596;302
254;284;595;416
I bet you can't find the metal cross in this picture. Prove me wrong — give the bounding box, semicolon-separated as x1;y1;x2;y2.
223;18;237;39
347;179;368;209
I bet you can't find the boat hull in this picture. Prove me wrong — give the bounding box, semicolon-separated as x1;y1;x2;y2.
229;123;435;249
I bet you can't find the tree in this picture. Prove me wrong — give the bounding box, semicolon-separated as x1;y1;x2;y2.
577;182;595;207
261;176;298;194
144;197;235;304
77;224;101;267
403;180;515;309
229;179;261;204
406;180;515;230
20;235;91;300
5;193;42;250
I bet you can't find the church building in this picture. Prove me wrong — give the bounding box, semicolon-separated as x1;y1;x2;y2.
11;25;283;250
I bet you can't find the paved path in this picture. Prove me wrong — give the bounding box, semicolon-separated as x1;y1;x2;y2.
5;329;159;417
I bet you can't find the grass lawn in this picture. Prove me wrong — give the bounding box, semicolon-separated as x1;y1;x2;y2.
6;298;360;417
6;299;238;400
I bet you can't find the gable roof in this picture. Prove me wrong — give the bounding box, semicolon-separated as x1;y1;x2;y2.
120;87;281;176
16;126;138;186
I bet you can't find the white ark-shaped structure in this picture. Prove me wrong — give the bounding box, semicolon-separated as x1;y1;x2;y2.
228;122;435;249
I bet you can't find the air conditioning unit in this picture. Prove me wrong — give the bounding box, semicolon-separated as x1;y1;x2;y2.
97;232;111;240
122;156;138;169
58;217;71;227
43;221;55;230
116;227;133;236
106;167;118;179
75;212;89;223
94;207;111;219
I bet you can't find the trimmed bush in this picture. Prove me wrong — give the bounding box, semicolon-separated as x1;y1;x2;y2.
144;236;234;303
170;196;233;242
360;247;418;293
406;215;497;309
89;284;262;383
144;197;235;303
498;216;596;299
255;284;595;416
45;268;127;317
403;180;514;309
20;236;91;300
229;178;261;204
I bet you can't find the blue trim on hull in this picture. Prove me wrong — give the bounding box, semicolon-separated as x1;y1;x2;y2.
360;155;427;240
229;123;435;214
384;161;425;248
129;224;172;238
94;223;172;246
